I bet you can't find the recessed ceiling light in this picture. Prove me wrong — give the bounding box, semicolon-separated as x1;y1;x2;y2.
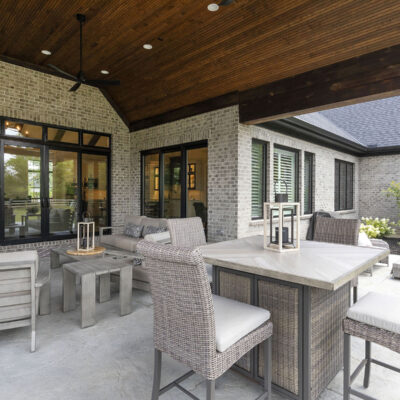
143;44;153;50
41;49;52;55
207;3;219;11
100;70;109;75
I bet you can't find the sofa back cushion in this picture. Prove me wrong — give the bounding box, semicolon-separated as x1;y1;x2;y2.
141;217;168;229
124;215;143;227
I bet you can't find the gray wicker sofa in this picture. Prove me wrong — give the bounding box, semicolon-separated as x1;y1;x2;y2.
100;215;171;291
99;215;170;252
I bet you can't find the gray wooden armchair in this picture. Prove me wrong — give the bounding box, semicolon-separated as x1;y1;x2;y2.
0;251;39;352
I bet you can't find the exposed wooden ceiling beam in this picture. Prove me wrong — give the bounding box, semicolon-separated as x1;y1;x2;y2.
239;45;400;124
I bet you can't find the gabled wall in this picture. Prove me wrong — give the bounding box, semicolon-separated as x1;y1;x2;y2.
0;61;131;249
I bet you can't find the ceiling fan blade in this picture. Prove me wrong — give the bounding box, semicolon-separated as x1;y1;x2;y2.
219;0;234;5
48;64;77;80
69;82;81;92
85;79;120;86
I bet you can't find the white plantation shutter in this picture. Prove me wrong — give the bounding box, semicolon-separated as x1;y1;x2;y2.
251;141;264;219
274;148;297;203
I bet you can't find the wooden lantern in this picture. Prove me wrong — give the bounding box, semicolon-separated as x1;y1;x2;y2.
263;202;300;252
77;221;95;252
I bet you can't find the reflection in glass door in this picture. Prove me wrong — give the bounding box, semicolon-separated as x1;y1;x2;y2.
82;153;108;231
4;144;42;239
163;151;181;218
187;147;208;229
49;150;78;235
143;153;160;217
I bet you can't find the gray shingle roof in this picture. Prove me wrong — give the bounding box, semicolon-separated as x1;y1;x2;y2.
296;96;400;148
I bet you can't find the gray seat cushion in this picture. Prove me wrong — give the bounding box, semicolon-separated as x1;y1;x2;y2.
347;291;400;334
212;294;270;352
100;234;140;252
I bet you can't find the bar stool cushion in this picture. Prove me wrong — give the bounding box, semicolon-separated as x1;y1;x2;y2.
212;294;270;352
347;291;400;334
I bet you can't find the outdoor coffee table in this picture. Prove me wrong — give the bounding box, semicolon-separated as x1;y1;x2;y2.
62;258;133;328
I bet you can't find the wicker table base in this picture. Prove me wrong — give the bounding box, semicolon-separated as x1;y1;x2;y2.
214;266;350;400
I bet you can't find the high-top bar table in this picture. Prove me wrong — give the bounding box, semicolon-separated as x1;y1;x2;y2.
199;235;389;400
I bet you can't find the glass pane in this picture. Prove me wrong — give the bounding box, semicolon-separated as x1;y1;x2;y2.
5;121;42;140
187;147;208;228
82;153;108;232
163;151;181;218
48;127;79;144
49;150;78;235
274;147;297;215
251;142;264;219
143;153;160;217
4;144;41;239
83;133;110;148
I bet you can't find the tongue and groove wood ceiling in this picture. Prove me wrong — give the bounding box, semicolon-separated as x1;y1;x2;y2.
2;0;400;128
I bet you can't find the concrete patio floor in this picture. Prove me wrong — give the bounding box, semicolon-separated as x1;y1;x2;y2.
1;257;399;400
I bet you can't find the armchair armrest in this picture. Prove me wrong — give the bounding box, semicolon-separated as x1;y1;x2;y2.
370;238;390;250
144;231;171;244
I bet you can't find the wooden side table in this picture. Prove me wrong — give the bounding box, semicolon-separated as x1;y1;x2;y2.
62;258;133;328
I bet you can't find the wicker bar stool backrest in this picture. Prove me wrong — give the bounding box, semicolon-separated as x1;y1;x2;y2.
313;217;360;246
137;240;216;371
167;217;206;248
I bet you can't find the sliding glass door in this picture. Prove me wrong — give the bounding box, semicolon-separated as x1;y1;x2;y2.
48;149;78;235
163;151;182;218
3;143;43;239
142;142;208;227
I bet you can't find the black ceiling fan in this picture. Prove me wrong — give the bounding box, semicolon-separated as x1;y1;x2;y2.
48;14;120;92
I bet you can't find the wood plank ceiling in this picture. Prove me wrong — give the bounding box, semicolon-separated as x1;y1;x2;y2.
2;0;400;129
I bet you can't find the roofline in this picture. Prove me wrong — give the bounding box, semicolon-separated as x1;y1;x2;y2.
259;118;366;155
259;117;400;157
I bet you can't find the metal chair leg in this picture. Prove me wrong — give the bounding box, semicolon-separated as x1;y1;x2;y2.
206;380;215;400
363;341;371;388
264;337;272;397
343;333;350;400
152;349;162;400
353;286;358;304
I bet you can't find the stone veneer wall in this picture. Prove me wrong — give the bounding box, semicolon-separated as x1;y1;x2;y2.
237;124;360;238
131;106;239;242
359;154;400;222
0;61;131;251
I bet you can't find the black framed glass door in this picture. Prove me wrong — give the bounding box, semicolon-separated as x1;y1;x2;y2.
3;142;44;240
141;141;208;227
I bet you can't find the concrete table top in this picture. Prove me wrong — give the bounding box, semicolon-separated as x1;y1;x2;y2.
199;235;389;290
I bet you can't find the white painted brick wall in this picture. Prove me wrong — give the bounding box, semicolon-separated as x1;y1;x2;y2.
131;106;240;242
359;155;400;222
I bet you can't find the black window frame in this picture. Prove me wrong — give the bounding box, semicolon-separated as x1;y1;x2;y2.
251;139;268;220
0;116;112;246
140;140;208;219
334;159;354;211
303;152;314;215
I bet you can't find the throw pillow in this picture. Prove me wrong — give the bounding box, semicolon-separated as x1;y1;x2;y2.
358;231;372;247
124;223;143;238
142;225;168;237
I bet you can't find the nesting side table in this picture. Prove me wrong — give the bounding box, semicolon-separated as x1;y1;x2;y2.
63;258;133;328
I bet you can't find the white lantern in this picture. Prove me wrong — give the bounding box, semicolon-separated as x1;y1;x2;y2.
263;202;300;252
77;221;95;252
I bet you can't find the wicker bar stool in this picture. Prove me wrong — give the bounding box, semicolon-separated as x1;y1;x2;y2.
313;216;361;302
137;241;273;400
343;292;400;400
167;217;213;284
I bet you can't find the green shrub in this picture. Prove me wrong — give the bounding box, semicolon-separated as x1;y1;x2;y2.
359;217;395;238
